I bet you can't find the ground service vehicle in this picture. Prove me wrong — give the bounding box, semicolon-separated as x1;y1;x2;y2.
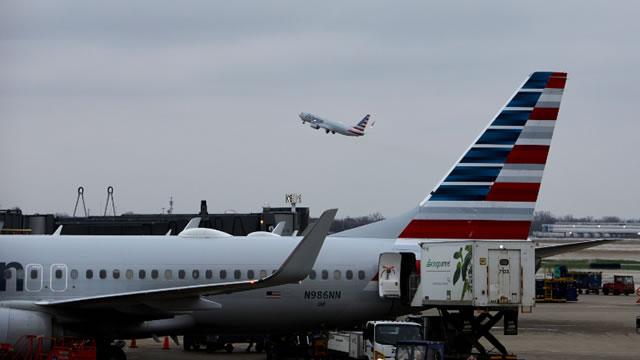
602;275;635;295
395;340;444;360
328;321;422;360
568;271;602;294
411;241;535;308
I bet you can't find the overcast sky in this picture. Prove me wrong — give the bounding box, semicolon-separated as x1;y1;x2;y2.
1;1;639;218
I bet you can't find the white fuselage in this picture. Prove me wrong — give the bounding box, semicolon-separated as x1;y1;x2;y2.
299;113;361;136
0;234;419;336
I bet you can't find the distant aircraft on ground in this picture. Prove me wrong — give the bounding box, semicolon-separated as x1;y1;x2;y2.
299;112;371;136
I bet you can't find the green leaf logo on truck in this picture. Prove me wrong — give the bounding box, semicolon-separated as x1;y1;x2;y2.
453;245;473;300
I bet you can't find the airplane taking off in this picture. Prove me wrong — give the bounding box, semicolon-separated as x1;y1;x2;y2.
1;72;604;360
299;112;371;136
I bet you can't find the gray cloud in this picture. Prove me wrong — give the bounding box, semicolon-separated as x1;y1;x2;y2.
1;1;639;218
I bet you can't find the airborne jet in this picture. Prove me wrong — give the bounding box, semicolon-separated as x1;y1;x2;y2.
1;72;605;360
299;112;371;136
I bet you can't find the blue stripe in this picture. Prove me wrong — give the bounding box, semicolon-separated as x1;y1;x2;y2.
522;72;552;89
492;110;531;126
430;185;491;201
477;129;521;145
445;166;501;182
507;92;541;108
460;148;511;163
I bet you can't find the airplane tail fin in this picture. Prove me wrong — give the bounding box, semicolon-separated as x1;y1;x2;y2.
335;72;567;239
349;114;370;136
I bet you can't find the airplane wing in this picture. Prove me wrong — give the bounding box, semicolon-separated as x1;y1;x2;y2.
34;209;337;310
535;239;612;259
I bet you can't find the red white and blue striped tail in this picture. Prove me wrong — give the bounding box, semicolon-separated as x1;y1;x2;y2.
348;114;370;136
398;72;567;240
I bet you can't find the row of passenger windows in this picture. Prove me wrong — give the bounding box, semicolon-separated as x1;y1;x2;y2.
13;268;368;281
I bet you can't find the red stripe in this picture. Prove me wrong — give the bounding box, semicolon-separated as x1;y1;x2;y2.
529;107;559;120
506;145;549;164
547;72;567;89
399;220;531;240
486;182;541;202
546;77;566;89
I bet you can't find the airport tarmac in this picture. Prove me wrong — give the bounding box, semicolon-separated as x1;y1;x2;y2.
123;294;640;360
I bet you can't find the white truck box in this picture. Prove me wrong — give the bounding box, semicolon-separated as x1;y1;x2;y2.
328;331;352;354
411;241;535;308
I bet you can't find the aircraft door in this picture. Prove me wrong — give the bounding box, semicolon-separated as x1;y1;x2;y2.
25;264;43;292
488;249;521;304
50;264;67;292
378;253;402;298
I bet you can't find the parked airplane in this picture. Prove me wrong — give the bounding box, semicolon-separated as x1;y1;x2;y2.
1;72;603;360
299;112;370;136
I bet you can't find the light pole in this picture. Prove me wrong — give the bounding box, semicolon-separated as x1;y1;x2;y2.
285;193;302;234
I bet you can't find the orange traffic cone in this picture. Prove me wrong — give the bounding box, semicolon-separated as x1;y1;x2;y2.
162;336;170;350
129;339;138;348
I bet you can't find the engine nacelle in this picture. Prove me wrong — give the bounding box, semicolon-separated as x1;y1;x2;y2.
310;124;320;129
0;308;52;344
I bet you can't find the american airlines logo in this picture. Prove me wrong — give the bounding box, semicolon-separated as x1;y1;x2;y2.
425;259;451;270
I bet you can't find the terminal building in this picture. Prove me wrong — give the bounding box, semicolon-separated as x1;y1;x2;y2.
0;200;309;236
538;223;640;238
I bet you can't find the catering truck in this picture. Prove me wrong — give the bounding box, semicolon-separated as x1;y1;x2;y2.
410;241;536;308
327;321;422;360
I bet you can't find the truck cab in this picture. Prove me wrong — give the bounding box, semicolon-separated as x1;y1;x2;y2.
363;321;422;360
602;275;635;295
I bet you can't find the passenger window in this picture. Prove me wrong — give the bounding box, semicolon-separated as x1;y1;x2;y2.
346;270;353;280
220;270;227;280
321;270;328;280
70;269;78;280
112;269;120;279
55;269;63;279
192;270;200;279
86;270;93;279
99;270;107;279
139;270;146;279
178;270;186;279
164;270;173;280
260;270;268;279
358;270;366;280
309;270;316;280
334;270;341;280
247;270;255;280
234;270;241;280
151;269;159;279
31;269;39;280
125;269;133;280
205;270;213;279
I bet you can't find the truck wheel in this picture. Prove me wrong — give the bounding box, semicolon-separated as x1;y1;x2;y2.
225;343;234;353
603;289;609;295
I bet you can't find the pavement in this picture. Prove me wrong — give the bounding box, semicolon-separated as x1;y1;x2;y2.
123;294;640;360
